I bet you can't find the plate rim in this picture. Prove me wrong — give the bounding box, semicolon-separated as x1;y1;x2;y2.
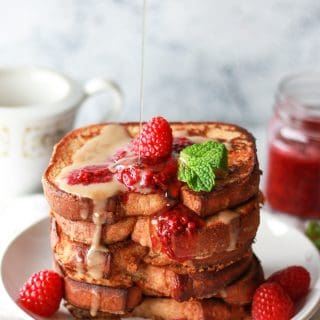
1;216;48;320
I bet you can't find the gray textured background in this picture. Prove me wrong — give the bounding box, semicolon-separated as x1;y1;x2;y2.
1;0;320;126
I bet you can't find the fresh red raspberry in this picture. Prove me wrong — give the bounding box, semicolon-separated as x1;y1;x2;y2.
252;282;294;320
267;265;311;302
67;165;113;185
18;270;63;317
132;116;173;161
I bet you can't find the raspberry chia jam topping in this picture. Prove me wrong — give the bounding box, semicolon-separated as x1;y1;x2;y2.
67;165;113;185
151;205;203;261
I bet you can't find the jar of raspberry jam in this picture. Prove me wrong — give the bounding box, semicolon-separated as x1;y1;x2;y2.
266;73;320;218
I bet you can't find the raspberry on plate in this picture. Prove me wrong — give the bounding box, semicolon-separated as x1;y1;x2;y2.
132;116;173;161
252;282;294;320
18;270;63;317
268;265;311;302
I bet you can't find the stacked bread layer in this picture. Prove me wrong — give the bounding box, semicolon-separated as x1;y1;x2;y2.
43;123;263;320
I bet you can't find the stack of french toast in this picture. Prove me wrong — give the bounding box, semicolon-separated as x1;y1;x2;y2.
43;119;264;319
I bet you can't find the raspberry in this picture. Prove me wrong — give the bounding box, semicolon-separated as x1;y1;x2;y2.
268;265;311;302
18;270;63;317
132;116;173;161
252;282;294;320
67;165;113;185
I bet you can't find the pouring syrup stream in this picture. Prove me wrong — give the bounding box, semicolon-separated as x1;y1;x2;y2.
138;0;147;164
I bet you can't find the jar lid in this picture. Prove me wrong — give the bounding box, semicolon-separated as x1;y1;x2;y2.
276;72;320;133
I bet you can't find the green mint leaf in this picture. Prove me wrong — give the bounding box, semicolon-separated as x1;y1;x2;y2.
305;221;320;250
178;141;228;192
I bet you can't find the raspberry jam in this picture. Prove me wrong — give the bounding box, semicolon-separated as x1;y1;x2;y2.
67;165;113;185
151;205;203;261
266;73;320;218
115;157;178;192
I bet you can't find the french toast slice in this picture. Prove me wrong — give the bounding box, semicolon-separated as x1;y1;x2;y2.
42;122;259;222
214;254;264;305
133;253;253;301
130;297;250;320
143;240;254;272
51;211;136;245
64;277;142;315
66;299;250;320
64;255;263;320
132;195;260;261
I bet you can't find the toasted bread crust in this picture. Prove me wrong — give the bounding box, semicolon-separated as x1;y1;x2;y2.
134;253;253;301
181;165;260;215
43;122;259;222
214;255;264;305
64;277;142;315
66;300;250;320
144;241;254;272
52;211;136;245
132;195;260;260
131;297;250;320
65;257;264;313
64;256;263;319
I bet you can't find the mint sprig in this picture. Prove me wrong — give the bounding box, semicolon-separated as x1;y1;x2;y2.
178;141;228;192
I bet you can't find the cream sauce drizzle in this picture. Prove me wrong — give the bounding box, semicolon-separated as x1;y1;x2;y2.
55;125;133;281
90;288;101;317
80;207;89;220
55;125;131;200
87;207;108;280
75;252;85;276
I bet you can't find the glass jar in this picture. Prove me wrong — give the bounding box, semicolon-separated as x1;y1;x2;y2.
266;72;320;218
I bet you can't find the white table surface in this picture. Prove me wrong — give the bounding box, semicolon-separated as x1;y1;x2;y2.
0;126;319;319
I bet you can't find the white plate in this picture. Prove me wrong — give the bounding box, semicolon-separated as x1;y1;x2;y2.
1;210;320;320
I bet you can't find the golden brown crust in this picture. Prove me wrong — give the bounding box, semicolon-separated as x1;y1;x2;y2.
66;299;250;320
64;277;142;315
132;196;260;261
52;211;136;245
143;241;254;272
42;122;259;221
214;255;264;305
62;256;263;318
134;253;253;301
181;165;260;215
